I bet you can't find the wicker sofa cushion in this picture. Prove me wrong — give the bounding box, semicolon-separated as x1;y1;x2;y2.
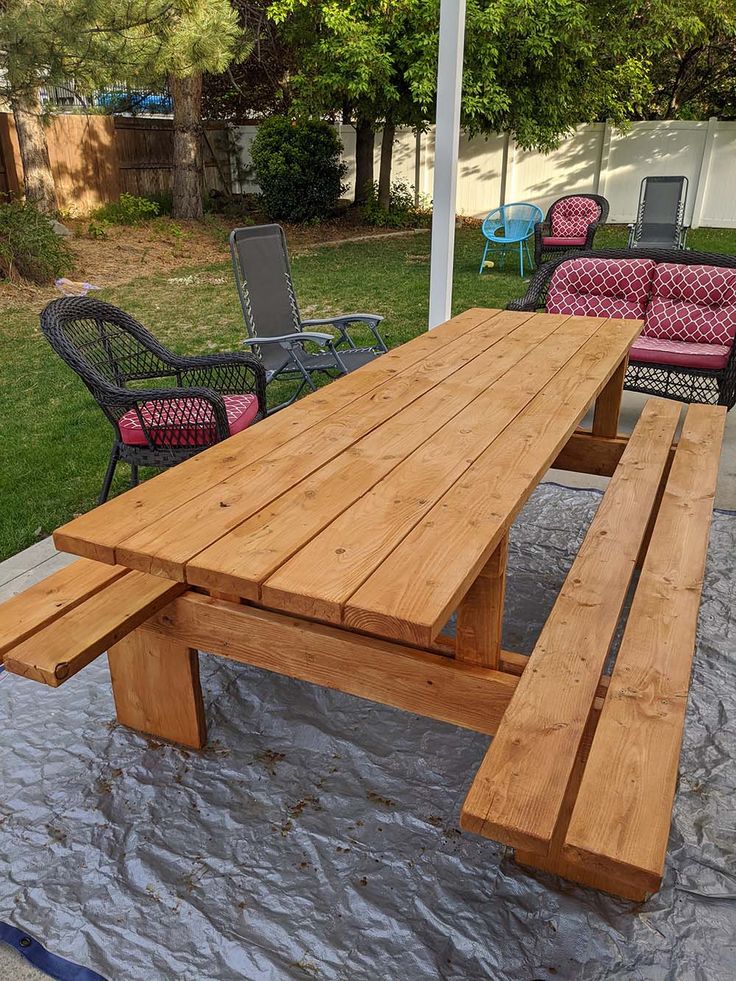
630;336;731;371
550;197;601;238
546;257;656;320
643;263;736;345
119;393;259;447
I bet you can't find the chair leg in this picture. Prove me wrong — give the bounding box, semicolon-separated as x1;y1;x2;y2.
519;241;524;278
99;444;120;504
130;464;139;489
479;241;489;275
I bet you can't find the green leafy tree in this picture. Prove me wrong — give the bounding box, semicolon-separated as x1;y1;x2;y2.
0;0;247;217
268;0;653;208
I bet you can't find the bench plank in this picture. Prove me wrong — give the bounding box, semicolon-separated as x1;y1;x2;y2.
0;559;128;660
55;307;500;564
563;403;726;894
460;397;682;852
3;571;185;686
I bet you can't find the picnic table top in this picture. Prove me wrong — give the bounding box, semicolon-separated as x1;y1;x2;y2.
55;308;641;646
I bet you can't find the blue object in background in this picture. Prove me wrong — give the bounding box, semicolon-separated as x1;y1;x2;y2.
479;202;544;277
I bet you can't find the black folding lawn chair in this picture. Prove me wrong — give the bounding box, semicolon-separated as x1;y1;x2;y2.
230;224;387;412
628;176;689;250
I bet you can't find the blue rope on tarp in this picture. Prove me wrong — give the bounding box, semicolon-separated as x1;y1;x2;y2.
0;922;107;981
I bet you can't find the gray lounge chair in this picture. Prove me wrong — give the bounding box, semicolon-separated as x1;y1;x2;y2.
628;176;689;249
230;224;387;411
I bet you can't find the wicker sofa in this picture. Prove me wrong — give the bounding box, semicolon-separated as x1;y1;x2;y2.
508;248;736;409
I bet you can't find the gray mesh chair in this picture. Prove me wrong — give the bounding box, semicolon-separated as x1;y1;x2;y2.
230;224;387;411
628;176;689;249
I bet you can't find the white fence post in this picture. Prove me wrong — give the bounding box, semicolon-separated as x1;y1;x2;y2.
428;0;466;330
597;119;612;200
691;117;718;229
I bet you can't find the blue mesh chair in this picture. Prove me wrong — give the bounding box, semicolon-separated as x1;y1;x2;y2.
479;203;544;277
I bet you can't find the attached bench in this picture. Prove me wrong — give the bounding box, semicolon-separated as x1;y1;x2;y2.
461;400;725;900
0;559;184;686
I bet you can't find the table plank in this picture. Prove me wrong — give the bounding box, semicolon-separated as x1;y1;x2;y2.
459;397;681;852
55;307;499;564
187;314;568;598
563;404;725;889
344;317;642;644
111;310;532;580
261;316;605;623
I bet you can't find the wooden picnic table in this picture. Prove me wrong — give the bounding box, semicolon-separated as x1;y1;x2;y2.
2;307;726;903
54;307;638;652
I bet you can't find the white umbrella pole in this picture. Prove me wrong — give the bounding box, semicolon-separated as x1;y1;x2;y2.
428;0;467;329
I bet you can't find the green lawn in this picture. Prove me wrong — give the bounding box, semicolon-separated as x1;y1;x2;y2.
2;223;736;561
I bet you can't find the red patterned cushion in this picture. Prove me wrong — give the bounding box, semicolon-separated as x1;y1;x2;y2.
119;393;259;447
541;236;587;247
643;263;736;345
546;257;655;320
550;197;601;238
630;336;731;370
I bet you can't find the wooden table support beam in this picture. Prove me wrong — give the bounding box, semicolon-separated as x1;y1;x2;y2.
455;534;508;669
141;592;521;738
592;355;629;438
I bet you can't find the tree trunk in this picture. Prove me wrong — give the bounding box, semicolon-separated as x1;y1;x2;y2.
354;119;375;206
170;73;204;220
378;119;395;211
10;90;58;213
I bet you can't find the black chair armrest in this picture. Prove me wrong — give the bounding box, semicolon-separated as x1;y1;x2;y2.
174;352;266;414
302;315;388;352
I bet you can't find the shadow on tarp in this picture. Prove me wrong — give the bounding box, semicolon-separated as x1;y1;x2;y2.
0;483;735;980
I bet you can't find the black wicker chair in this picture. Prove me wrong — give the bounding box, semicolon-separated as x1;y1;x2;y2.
40;297;267;502
533;193;609;267
508;248;736;409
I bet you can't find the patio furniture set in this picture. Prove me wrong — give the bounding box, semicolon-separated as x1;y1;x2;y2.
1;184;733;906
0;300;727;903
480;175;688;275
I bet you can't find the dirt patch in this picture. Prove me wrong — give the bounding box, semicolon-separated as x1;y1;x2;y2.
0;211;425;314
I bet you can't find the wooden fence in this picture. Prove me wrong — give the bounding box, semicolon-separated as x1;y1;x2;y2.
0;113;230;213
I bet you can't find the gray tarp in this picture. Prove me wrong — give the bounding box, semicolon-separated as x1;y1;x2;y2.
1;484;735;980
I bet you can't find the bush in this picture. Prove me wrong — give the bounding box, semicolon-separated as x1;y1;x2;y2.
250;116;347;222
92;192;160;226
361;180;431;229
0;201;73;284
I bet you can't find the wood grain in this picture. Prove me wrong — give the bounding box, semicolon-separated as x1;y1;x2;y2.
459;397;682;852
262;316;605;624
108;628;206;748
144;593;520;736
562;403;726;893
4;571;185;686
344;318;642;646
592;353;630;437
55;307;500;564
455;534;508;668
113;311;531;580
187;314;565;598
0;559;128;660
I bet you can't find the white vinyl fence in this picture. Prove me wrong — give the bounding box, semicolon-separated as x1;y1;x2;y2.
230;118;736;229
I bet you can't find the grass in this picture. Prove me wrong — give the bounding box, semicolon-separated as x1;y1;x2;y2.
2;223;736;561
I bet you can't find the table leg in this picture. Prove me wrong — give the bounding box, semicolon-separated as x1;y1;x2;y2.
592;355;628;438
108;627;207;748
455;534;508;669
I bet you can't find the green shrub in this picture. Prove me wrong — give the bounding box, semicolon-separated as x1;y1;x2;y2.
361;180;430;229
92;192;160;225
250;116;347;222
0;201;73;284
